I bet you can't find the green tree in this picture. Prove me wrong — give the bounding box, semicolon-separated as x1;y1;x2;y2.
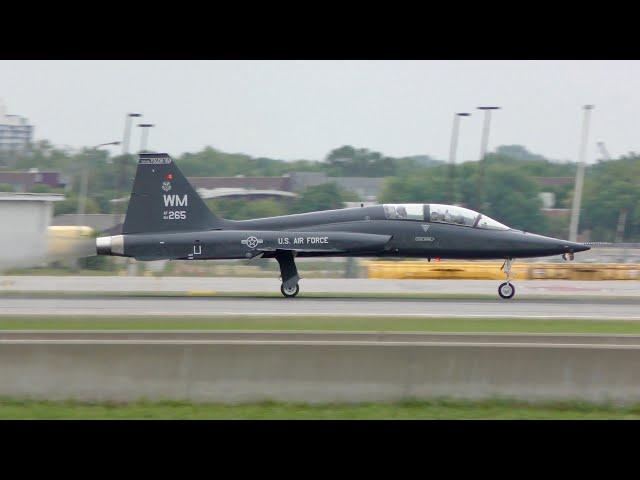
206;198;289;220
291;183;356;214
379;165;450;204
178;147;320;177
495;145;549;163
12;138;640;242
482;165;547;232
581;156;640;241
54;193;101;216
545;215;571;240
325;146;404;177
380;162;547;233
28;184;54;193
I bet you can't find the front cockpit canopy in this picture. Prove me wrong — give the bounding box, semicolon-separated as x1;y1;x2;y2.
383;203;509;230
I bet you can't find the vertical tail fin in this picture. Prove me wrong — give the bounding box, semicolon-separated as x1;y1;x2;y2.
122;153;224;234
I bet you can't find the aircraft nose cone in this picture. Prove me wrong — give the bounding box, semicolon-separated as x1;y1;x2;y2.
514;232;591;257
548;238;590;254
569;242;591;253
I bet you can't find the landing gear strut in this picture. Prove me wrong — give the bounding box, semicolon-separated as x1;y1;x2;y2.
498;258;516;299
276;250;300;298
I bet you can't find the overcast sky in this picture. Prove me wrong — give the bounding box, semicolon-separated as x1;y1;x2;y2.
1;60;639;163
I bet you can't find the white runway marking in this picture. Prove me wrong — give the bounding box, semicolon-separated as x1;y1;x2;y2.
2;339;640;349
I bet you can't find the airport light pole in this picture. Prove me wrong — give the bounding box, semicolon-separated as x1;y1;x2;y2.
77;141;121;227
131;123;153;276
117;113;142;221
138;123;155;153
121;113;142;156
569;105;595;242
476;106;501;211
448;112;471;205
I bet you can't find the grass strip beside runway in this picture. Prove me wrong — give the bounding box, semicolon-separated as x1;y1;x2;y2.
4;315;640;333
2;397;640;419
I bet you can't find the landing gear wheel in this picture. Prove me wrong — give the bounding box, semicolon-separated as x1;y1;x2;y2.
281;283;299;298
498;282;515;299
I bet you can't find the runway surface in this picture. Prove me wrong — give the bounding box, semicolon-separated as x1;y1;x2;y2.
3;330;640;346
2;276;640;297
1;295;640;319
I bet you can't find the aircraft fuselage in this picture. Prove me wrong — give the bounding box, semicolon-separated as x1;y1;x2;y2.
96;152;590;299
98;205;588;261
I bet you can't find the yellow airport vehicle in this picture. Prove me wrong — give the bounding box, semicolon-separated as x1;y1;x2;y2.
362;260;640;281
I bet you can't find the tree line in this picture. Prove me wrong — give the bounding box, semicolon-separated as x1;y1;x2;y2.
1;140;639;241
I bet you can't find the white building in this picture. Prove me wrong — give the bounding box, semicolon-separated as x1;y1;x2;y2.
0;100;33;154
0;192;63;271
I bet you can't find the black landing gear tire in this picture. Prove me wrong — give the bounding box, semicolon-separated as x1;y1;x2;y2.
281;283;300;298
498;282;515;299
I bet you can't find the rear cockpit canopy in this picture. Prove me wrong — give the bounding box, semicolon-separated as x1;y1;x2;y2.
383;203;509;230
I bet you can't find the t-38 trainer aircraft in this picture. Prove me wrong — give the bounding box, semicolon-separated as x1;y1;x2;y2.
96;153;590;299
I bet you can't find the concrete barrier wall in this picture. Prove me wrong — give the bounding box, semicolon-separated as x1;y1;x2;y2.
3;341;640;404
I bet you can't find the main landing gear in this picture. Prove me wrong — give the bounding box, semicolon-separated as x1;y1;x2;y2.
280;283;300;298
276;250;300;298
498;258;516;299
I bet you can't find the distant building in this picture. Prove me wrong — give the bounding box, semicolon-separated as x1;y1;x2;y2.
0;169;66;192
0;100;33;155
330;176;385;202
197;188;298;201
0;192;63;271
534;177;574;187
189;175;293;192
540;208;571;218
188;175;296;201
538;192;556;209
535;178;574;216
188;172;387;202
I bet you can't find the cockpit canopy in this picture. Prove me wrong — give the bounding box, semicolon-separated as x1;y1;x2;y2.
383;203;509;230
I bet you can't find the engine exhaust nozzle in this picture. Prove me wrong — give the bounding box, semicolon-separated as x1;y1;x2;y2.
96;235;125;256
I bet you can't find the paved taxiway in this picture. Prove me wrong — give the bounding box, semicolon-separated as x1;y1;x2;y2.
3;330;640;346
1;296;639;319
2;276;640;297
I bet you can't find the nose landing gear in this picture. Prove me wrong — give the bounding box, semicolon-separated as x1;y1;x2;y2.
498;281;515;299
498;258;516;299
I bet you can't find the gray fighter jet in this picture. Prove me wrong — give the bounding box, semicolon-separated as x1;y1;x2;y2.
96;153;590;299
